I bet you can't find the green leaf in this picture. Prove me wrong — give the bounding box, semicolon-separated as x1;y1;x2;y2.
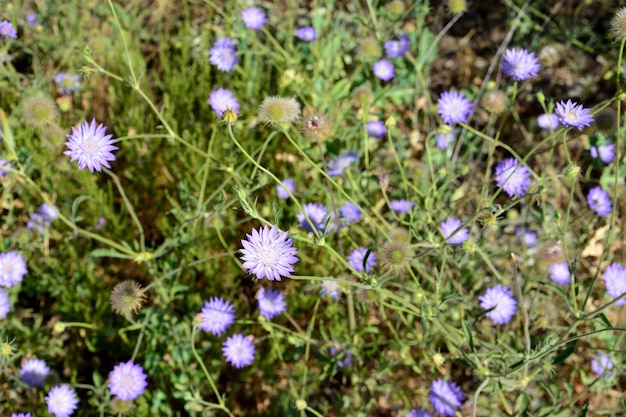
90;249;134;259
552;340;577;365
577;403;588;417
462;319;475;353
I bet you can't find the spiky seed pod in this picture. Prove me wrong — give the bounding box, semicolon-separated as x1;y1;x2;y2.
378;240;413;274
22;96;59;129
352;85;374;107
595;108;617;133
110;280;146;316
300;109;331;141
609;7;626;43
257;96;301;127
358;37;381;60
387;1;405;14
110;398;135;415
480;90;509;115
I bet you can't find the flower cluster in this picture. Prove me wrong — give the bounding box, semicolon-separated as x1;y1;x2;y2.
479;284;517;325
64;119;118;172
603;263;626;306
198;297;236;336
208;88;240;117
209;37;238;72
45;385;78;417
241;7;266;30
429;379;465;416
494;158;531;198
240;225;299;281
54;72;81;94
222;334;256;368
440;217;469;244
108;361;148;401
21;358;51;386
257;288;286;319
501;48;541;81
0;251;27;288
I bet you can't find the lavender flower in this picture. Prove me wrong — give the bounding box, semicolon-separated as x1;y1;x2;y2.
440;217;469;244
366;120;386;139
108;361;148;401
549;262;571;285
587;186;612;218
373;59;395;81
429;379;465;416
320;280;340;300
327;151;358;176
209;37;238;72
0;21;17;39
297;203;328;232
591;353;614;379
296;27;316;42
390;199;414;214
479;284;517;325
256;288;286;319
494;158;531;198
537;113;559;130
516;228;537;248
407;410;432;417
590;142;615;164
501;48;541;81
437;90;474;125
54;73;81;95
0;251;27;288
20;358;51;386
45;385;78;417
198;297;236;336
11;413;31;417
555;99;594;130
241;7;267;30
436;128;455;150
0;289;9;319
64;119;118;172
28;203;58;232
208;88;240;117
276;178;296;199
330;346;353;368
0;159;13;176
240;225;299;281
385;34;410;58
26;13;38;27
340;202;361;223
347;247;376;273
603;262;626;306
222;333;256;368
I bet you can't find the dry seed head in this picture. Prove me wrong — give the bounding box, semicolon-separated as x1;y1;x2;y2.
22;96;59;129
258;96;301;127
352;85;374;107
386;1;405;14
480;90;509;114
300;109;331;141
110;280;147;315
609;7;626;42
358;37;381;60
389;227;409;243
595;108;616;133
378;240;413;274
538;45;560;66
110;398;136;415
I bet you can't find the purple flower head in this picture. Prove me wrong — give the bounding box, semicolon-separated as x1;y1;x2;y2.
276;178;296;200
27;13;38;27
591;353;614;379
437;90;474;125
407;410;432;417
436;128;455;150
256;288;286;319
479;284;517;325
330;346;352;368
385;34;410;58
209;37;238;72
45;385;78;417
12;413;31;417
555;99;594;131
390;199;414;214
0;159;13;176
241;7;267;30
222;333;256;368
587;186;612;218
516;228;537;248
537;113;559;130
320;280;340;300
208;88;240;118
340;202;361;223
590;142;615;164
0;289;9;319
240;225;299;281
0;21;17;39
54;73;81;95
327;150;358;176
366;120;386;139
64;119;118;172
198;297;236;336
0;251;27;288
501;48;541;81
108;361;148;401
440;217;469;244
373;59;395;81
603;263;626;306
20;358;50;386
28;203;58;232
347;247;376;273
494;158;531;198
429;379;465;416
296;27;317;42
297;203;328;232
549;262;571;285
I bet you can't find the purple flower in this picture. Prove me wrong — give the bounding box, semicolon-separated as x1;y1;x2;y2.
320;280;340;300
373;59;395;81
26;13;38;27
241;7;267;30
591;352;614;379
208;88;240;117
0;158;12;177
516;228;537;248
198;297;236;336
479;284;517;325
587;186;612;218
297;203;328;232
436;128;455;149
0;20;17;39
429;379;465;416
296;27;317;42
108;361;148;401
347;247;376;273
327;150;358;176
366;120;386;139
440;217;469;244
603;262;626;306
209;37;238;72
590;142;615;164
537;113;559;130
45;385;78;417
20;358;50;386
11;413;31;417
257;288;286;319
385;34;410;58
501;48;541;81
64;119;118;172
549;262;570;285
0;251;27;288
276;178;296;199
494;158;531;198
240;225;299;281
0;289;9;319
54;73;81;95
437;90;474;125
28;203;58;232
222;333;256;368
330;346;352;368
555;99;594;131
390;199;414;214
340;202;361;223
407;410;432;417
